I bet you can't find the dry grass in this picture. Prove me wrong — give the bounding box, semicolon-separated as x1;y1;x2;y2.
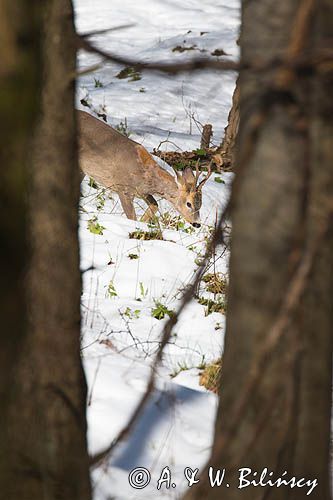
199;359;222;393
202;272;228;294
129;229;163;241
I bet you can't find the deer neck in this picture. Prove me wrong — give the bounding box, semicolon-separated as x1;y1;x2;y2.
153;167;179;205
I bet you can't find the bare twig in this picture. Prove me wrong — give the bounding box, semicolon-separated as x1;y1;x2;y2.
76;33;239;74
77;30;333;79
79;24;135;39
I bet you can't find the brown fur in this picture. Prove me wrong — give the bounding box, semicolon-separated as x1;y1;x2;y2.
78;110;210;224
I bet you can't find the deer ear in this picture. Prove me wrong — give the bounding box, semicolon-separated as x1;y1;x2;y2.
182;166;195;187
171;166;183;185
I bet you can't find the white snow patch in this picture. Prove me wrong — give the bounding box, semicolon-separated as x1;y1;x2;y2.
75;0;239;498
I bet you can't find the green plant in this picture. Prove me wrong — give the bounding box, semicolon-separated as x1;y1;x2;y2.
116;66;142;82
193;148;207;157
106;281;117;298
115;118;131;138
170;361;190;378
88;177;99;189
124;307;140;319
151;301;174;320
128;253;139;260
96;192;106;211
139;282;148;299
80;97;91;109
87;216;106;235
214;176;225;184
197;296;226;316
94;77;103;88
196;355;207;370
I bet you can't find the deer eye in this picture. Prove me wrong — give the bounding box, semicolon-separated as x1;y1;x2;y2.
186;202;192;208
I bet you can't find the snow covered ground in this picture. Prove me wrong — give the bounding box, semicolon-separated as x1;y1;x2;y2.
74;0;239;498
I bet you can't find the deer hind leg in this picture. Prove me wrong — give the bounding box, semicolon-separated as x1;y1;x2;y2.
119;192;136;220
141;195;159;222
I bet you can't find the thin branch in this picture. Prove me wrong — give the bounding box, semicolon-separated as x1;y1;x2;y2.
79;24;135;38
76;34;239;74
76;30;333;79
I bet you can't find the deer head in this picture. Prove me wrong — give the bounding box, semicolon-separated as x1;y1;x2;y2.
172;161;212;227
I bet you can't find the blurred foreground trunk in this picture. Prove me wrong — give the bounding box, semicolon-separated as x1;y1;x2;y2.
0;0;41;493
185;0;333;499
0;1;92;498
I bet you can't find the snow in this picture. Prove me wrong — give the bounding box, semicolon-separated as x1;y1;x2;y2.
74;0;239;498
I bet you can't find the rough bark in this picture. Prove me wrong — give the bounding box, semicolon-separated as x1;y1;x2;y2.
2;1;92;499
201;124;213;149
218;79;239;171
184;1;333;499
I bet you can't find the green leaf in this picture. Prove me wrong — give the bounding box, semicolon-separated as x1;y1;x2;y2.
193;148;207;156
87;217;106;235
106;281;117;299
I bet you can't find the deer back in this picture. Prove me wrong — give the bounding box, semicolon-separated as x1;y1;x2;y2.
77;110;166;196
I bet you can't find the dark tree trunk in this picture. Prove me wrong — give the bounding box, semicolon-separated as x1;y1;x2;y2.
0;0;41;493
1;1;92;499
184;1;333;499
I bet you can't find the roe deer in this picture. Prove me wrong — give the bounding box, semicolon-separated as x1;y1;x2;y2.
78;110;212;227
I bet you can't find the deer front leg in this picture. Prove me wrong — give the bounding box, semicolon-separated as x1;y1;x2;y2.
141;195;159;222
119;192;136;220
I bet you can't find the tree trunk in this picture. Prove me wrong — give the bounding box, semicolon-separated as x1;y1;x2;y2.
1;1;92;499
184;1;333;499
218;79;239;171
0;0;41;493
